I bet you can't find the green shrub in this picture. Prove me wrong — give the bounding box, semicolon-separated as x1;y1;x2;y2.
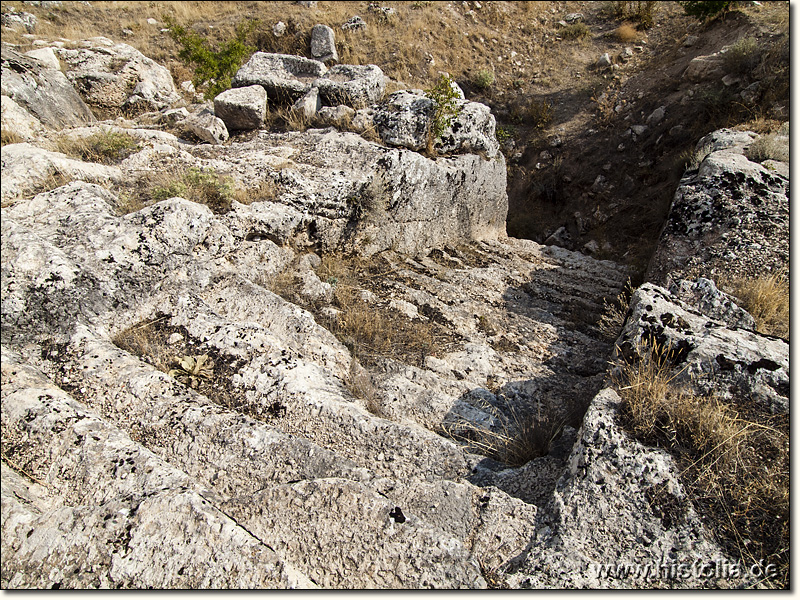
680;1;733;22
424;74;463;149
164;16;256;99
473;69;495;90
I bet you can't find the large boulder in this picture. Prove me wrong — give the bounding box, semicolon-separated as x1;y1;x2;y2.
206;128;508;256
214;84;267;131
646;128;788;285
314;64;385;108
232;52;327;104
1;45;95;130
55;37;180;112
682;52;726;82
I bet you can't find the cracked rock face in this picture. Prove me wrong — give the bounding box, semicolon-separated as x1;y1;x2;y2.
618;283;788;415
1;36;787;589
646;128;788;285
1;45;95;130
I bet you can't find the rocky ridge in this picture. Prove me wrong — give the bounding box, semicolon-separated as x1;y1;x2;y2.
1;27;789;589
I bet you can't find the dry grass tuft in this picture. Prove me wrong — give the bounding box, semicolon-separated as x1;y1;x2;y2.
112;317;173;372
722;270;789;339
614;23;639;43
745;131;789;163
54;130;140;164
612;340;789;588
597;280;634;342
234;178;279;205
1;129;25;146
444;405;564;468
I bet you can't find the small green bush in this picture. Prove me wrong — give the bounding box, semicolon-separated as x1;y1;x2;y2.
424;74;463;149
680;1;733;22
165;16;256;99
473;69;495;90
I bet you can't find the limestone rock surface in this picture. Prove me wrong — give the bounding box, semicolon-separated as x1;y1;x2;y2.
55;38;180;112
1;45;95;130
232;53;328;103
213;85;267;131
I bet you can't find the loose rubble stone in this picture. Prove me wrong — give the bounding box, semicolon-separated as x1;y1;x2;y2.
183;110;229;144
342;16;367;31
214;84;267;131
311;24;338;63
233;52;328;104
292;87;322;121
24;47;60;70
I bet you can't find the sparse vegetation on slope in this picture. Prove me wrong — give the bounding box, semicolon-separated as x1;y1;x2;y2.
613;340;789;588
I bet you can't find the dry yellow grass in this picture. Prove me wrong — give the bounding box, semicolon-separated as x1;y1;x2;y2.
612;340;789;588
613;23;639;43
1;129;25;146
723;270;789;339
112;317;173;372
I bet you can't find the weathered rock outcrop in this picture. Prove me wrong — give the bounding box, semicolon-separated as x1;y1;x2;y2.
54;37;180;112
646;128;789;285
1;169;633;586
1;45;95;130
1;33;787;590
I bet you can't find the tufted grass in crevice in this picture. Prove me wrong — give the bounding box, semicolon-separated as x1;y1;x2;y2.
722;270;789;339
745;131;789;164
54;130;140;165
263;253;456;370
444;406;565;468
612;339;789;588
597;280;634;342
